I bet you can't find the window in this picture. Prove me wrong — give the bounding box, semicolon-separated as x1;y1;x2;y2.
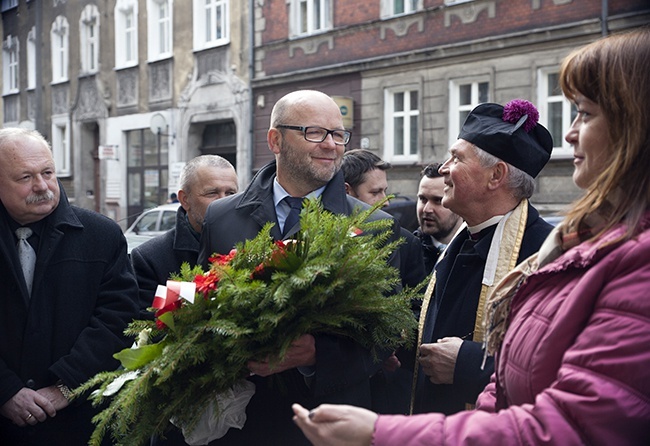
193;0;229;51
52;116;71;177
384;88;419;162
51;16;69;83
27;28;36;90
289;0;332;37
448;79;489;147
126;128;169;225
80;5;100;73
148;0;173;61
115;0;138;68
1;0;18;12
538;69;576;157
381;0;421;18
2;35;19;94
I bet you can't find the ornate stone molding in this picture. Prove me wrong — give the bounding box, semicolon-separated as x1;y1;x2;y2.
116;68;138;108
380;15;424;40
149;60;172;103
73;77;108;120
444;0;496;27
51;84;69;115
288;35;334;58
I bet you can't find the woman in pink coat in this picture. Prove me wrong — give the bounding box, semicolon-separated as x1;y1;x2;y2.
292;28;650;446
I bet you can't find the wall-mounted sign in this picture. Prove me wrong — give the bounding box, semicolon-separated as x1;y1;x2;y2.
98;145;119;160
332;96;354;130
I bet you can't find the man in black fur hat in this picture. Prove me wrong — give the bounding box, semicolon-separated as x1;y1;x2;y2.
412;100;554;415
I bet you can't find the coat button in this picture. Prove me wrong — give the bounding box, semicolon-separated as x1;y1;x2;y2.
26;379;36;388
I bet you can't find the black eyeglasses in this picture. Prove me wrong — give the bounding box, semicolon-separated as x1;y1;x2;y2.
277;125;351;146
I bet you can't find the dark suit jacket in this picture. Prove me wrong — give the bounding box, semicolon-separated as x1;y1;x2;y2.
0;186;140;445
197;161;403;445
413;203;552;415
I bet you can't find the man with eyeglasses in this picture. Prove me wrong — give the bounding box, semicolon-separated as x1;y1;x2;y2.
197;90;403;445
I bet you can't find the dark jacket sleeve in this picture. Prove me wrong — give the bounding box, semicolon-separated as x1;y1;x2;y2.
453;340;494;405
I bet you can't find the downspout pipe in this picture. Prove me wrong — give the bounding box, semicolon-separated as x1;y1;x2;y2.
248;0;256;185
601;0;609;37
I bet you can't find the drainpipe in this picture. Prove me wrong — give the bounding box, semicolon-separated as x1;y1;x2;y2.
34;0;44;134
247;0;256;185
601;0;609;37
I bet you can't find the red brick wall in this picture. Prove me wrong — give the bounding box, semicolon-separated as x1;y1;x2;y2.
258;0;648;76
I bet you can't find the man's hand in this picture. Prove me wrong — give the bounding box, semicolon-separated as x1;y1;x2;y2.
37;385;70;411
417;337;463;384
382;351;401;373
248;334;316;377
0;387;57;427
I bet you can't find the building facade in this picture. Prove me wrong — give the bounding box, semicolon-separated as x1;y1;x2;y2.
250;0;650;215
1;0;252;226
3;0;649;225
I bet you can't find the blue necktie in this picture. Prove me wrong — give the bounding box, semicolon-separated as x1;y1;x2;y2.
282;196;303;237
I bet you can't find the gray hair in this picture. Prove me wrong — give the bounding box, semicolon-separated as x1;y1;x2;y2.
0;127;51;152
472;145;536;200
178;155;235;192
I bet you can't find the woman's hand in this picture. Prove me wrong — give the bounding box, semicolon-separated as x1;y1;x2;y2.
292;403;377;446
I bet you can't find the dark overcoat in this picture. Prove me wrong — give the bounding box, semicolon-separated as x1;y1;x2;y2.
0;187;140;445
131;206;200;314
413;203;552;415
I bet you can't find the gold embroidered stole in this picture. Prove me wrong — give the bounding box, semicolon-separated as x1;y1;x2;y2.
409;199;529;414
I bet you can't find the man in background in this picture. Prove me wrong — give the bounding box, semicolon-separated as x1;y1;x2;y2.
413;163;463;274
341;148;426;289
0;128;139;445
131;155;238;313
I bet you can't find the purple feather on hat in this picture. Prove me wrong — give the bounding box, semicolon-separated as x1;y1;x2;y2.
502;99;539;133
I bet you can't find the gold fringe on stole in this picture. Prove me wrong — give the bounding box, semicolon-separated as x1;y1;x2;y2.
472;200;528;343
409;270;437;414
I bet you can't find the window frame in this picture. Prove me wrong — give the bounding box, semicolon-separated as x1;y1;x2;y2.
384;87;420;164
80;4;100;74
147;0;173;62
380;0;422;18
537;67;575;158
448;77;490;148
51;115;71;177
50;16;69;84
193;0;230;51
288;0;332;38
2;35;19;94
27;28;36;90
115;0;139;69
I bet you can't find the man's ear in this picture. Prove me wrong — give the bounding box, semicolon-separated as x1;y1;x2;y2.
344;182;354;196
177;189;190;211
268;128;282;155
488;162;509;190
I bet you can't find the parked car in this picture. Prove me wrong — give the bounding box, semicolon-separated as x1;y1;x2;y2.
124;202;180;253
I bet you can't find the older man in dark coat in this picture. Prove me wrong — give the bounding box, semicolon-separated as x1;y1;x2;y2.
0;128;139;445
131;155;238;316
412;100;554;415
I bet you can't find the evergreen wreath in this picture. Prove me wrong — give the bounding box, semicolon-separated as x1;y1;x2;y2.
77;198;421;446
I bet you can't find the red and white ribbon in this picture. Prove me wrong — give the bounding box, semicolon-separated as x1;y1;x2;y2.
153;280;197;309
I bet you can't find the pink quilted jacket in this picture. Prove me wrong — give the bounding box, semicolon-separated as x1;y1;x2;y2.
374;215;650;445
